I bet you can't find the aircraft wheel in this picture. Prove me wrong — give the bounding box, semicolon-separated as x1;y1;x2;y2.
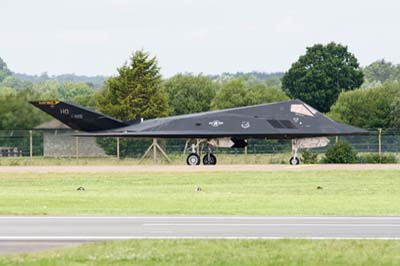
203;153;217;165
187;153;200;166
289;156;300;165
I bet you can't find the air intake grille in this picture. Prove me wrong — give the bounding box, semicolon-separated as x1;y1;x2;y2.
267;119;297;129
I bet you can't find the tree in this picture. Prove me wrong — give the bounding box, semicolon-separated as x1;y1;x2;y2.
390;96;400;128
58;81;95;101
0;57;12;82
96;50;170;120
0;76;30;90
282;42;364;112
211;77;288;109
165;74;217;115
31;80;60;100
0;88;50;129
329;82;400;128
363;59;395;84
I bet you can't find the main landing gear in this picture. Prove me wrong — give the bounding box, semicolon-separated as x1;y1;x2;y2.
202;153;217;165
186;152;217;166
185;139;217;166
186;153;200;165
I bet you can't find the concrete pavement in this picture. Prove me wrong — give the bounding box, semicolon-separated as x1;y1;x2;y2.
1;216;400;253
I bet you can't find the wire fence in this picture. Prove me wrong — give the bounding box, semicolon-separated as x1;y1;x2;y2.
0;129;399;160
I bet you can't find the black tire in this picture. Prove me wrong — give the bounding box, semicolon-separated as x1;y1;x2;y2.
289;156;300;165
203;153;217;165
187;153;200;166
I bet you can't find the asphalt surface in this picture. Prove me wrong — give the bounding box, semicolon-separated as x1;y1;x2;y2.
1;216;400;254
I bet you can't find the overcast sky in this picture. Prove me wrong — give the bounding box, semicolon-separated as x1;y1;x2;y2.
1;0;399;77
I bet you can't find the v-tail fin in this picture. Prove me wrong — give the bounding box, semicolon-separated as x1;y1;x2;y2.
30;100;127;132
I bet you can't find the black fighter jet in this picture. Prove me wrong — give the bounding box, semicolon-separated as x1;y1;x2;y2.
30;99;367;165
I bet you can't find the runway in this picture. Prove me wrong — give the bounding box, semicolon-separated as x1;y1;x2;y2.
1;216;400;253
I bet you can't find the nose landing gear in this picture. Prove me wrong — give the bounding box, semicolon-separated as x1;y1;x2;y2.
290;139;300;165
289;156;300;165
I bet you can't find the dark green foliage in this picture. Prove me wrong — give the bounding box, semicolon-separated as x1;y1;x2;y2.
96;50;170;120
358;153;398;164
0;57;12;82
165;74;216;115
301;149;319;164
211;77;288;109
322;142;357;164
0;88;50;130
329;82;400;128
282;42;363;112
390;96;400;129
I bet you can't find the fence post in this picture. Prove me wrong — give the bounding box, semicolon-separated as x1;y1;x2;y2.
153;138;157;163
116;137;120;160
29;130;33;159
75;136;79;160
378;128;382;162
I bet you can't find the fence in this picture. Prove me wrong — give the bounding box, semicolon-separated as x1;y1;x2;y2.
0;129;399;159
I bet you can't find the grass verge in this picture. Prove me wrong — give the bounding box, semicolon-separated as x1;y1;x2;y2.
0;170;399;215
0;153;292;166
1;239;400;266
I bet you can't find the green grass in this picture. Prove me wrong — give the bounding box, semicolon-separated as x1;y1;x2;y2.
1;239;400;266
1;152;399;166
1;170;400;215
0;153;292;166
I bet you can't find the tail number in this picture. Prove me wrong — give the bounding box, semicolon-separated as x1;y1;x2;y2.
60;109;70;115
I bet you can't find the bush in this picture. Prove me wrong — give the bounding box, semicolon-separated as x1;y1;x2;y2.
301;149;319;164
322;142;357;163
357;153;398;164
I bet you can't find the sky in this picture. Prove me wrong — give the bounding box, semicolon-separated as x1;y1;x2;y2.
1;0;400;77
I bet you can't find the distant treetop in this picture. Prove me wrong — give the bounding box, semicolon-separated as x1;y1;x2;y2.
13;72;107;88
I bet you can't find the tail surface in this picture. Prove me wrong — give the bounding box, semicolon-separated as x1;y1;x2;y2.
30;100;128;132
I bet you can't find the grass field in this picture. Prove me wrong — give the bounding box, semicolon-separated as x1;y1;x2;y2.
1;239;400;266
0;154;292;166
0;170;399;215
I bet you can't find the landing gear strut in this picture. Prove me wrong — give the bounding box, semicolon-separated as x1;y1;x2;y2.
290;139;300;165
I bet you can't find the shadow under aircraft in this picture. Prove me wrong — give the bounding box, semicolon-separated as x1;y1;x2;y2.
30;99;367;165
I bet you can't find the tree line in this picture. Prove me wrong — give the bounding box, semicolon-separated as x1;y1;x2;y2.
1;42;400;131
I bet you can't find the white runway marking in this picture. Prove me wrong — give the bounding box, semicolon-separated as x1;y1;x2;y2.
1;216;400;253
2;216;400;220
144;223;400;227
1;236;400;240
